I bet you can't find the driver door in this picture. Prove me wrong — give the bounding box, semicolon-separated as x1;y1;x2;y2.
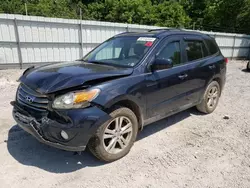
145;37;191;119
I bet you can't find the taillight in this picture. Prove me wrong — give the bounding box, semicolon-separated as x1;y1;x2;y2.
225;58;229;64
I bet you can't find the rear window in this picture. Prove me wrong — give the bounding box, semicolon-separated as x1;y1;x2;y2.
185;40;209;62
205;39;220;55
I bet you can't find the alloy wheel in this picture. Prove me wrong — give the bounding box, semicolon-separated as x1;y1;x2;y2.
102;116;133;154
207;86;219;108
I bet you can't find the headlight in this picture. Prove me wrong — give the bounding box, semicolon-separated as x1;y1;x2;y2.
52;88;100;109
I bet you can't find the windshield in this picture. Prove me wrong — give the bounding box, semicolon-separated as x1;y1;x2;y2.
83;36;157;67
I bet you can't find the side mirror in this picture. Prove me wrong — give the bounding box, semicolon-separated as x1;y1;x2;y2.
151;58;173;71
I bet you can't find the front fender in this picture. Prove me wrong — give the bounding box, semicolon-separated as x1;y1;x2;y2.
92;78;147;120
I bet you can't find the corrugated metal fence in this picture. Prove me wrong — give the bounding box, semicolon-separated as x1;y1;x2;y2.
0;14;250;69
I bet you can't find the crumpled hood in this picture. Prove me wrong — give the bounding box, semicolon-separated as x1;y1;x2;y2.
19;61;133;94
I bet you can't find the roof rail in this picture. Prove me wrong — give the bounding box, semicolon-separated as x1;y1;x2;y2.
148;28;169;32
115;31;138;36
148;28;183;32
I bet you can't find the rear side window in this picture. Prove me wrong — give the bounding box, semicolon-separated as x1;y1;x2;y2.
205;39;220;55
185;40;209;62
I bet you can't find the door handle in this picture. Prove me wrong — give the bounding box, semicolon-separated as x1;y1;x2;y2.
209;65;216;69
178;74;188;80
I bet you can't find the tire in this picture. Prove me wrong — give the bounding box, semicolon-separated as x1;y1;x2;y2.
196;81;221;114
247;61;250;71
88;106;138;162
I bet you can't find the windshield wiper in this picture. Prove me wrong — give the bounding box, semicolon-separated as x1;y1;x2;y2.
87;60;105;64
86;60;132;68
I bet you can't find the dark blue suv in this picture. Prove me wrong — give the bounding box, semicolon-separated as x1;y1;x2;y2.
12;29;227;161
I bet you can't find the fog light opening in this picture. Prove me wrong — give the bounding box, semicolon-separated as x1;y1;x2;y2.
61;130;69;140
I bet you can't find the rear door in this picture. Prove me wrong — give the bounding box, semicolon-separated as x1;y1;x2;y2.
182;36;217;103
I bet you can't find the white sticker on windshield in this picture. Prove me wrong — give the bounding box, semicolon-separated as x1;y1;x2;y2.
137;37;156;42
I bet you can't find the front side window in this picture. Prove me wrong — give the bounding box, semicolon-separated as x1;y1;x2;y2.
157;41;181;66
84;36;156;67
185;40;208;61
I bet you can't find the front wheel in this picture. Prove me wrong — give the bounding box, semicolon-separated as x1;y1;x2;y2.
247;61;250;71
196;81;221;114
88;107;138;162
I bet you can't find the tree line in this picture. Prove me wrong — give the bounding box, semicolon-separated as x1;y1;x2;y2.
1;0;250;34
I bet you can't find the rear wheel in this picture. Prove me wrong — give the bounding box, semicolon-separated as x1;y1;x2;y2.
196;81;221;114
247;61;250;71
88;107;138;162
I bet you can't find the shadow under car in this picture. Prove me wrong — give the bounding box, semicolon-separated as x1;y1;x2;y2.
7;107;198;173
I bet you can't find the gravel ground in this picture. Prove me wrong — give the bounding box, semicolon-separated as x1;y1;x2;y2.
0;61;250;188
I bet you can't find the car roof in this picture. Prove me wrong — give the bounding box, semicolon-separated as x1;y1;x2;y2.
115;29;211;39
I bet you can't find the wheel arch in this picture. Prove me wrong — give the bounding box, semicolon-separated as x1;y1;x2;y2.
206;75;222;96
104;96;144;130
211;77;222;96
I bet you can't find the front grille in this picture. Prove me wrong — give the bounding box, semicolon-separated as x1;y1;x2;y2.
17;84;49;112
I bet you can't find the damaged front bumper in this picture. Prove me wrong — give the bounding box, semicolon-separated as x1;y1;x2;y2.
11;101;111;152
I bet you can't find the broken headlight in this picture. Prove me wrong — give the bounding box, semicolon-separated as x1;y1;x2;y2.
52;88;100;109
